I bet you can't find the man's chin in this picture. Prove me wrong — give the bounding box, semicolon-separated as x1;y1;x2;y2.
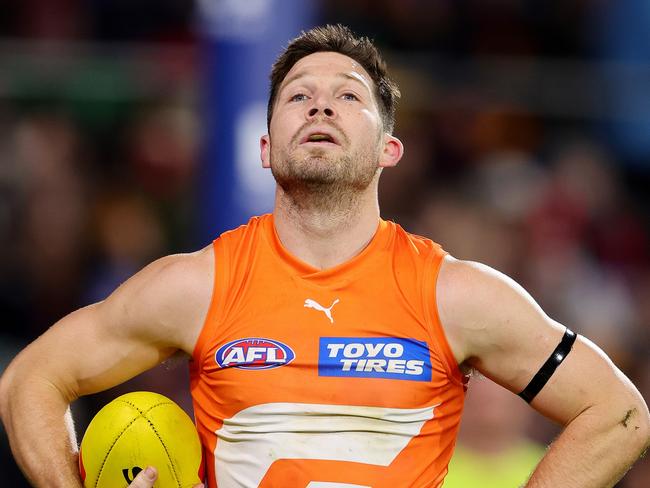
296;144;342;159
276;172;339;188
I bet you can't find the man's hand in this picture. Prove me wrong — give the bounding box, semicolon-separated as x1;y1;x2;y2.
128;466;204;488
128;467;158;488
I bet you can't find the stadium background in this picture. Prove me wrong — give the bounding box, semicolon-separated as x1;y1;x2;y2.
0;1;648;486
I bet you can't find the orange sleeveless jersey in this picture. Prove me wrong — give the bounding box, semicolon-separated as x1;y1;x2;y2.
190;214;466;488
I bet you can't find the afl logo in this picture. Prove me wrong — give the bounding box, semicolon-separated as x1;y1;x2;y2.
215;338;295;370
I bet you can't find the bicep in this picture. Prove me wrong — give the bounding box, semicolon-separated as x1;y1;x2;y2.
438;257;637;425
10;250;212;401
529;335;642;426
15;301;177;401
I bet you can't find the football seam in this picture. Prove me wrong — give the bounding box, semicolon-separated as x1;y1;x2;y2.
122;400;183;488
93;413;143;488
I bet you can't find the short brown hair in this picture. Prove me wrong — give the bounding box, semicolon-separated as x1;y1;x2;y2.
267;24;401;133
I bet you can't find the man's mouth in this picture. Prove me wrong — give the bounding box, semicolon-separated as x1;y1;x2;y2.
300;130;339;145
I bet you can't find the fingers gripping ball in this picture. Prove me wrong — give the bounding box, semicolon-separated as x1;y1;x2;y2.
79;392;204;488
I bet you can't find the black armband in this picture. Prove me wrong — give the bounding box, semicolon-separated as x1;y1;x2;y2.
518;328;577;403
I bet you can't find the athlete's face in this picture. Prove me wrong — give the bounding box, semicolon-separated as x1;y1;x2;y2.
261;52;403;194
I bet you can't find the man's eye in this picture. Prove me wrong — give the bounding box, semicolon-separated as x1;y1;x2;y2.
290;93;308;102
341;93;359;101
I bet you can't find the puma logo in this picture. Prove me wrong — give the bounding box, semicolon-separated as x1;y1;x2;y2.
304;298;340;324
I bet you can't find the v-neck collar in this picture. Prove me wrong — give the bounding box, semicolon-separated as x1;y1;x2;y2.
261;214;392;284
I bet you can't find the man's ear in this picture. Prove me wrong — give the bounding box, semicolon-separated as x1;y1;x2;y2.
379;133;404;168
260;134;271;168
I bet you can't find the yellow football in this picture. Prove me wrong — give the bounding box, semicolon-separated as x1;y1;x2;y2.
79;391;203;488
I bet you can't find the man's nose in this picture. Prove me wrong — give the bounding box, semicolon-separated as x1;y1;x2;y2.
308;107;334;117
307;96;335;119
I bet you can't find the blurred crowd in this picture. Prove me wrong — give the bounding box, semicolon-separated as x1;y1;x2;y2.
1;0;649;486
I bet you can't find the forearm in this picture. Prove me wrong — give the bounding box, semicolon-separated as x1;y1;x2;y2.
0;363;83;488
525;402;650;488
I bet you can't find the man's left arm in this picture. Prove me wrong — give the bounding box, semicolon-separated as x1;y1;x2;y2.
437;256;650;488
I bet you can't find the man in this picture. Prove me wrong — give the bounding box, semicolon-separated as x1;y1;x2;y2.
1;24;649;488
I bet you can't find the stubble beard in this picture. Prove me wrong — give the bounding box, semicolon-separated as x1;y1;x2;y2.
270;144;380;215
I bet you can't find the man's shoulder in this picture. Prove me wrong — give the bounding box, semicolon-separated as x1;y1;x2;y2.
217;214;272;242
436;256;545;364
98;245;216;353
153;245;214;279
389;221;446;256
141;244;214;288
111;245;215;316
438;256;524;298
437;257;512;310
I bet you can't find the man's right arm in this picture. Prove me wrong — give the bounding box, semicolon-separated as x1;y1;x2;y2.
0;247;213;487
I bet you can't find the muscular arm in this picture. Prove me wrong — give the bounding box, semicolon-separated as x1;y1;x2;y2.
0;247;213;488
438;256;650;488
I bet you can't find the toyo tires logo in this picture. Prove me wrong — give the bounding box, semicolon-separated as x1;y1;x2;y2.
215;338;295;370
318;337;432;381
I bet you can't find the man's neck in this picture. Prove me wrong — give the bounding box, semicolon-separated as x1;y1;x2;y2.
272;183;381;270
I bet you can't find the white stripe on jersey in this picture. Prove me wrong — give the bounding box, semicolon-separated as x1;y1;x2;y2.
307;483;370;488
215;402;439;487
